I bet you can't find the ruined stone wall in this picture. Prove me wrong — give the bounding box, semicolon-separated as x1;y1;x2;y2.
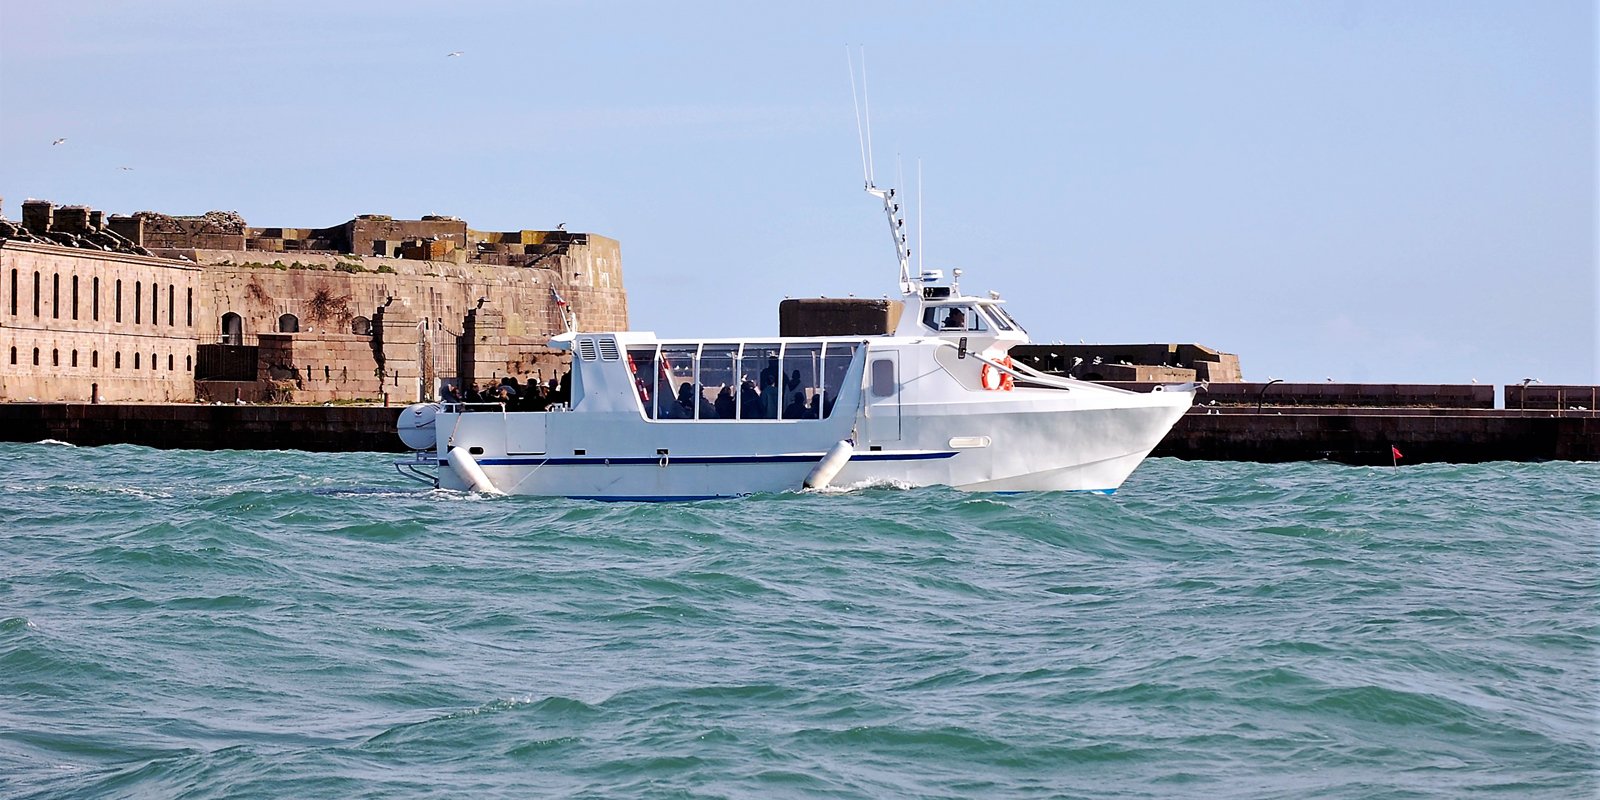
0;231;627;404
0;241;199;402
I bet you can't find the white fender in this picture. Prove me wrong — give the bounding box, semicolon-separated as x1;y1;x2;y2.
803;439;855;490
447;446;504;495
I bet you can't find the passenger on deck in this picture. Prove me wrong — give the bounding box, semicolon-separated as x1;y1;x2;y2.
739;379;762;419
784;391;810;420
676;383;699;419
714;385;736;419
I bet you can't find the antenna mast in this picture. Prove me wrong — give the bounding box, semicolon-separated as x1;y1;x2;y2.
848;46;914;296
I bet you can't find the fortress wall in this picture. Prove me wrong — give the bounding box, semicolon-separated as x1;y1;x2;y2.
0;241;199;402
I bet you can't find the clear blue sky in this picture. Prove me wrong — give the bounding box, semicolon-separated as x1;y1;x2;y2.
2;1;1594;386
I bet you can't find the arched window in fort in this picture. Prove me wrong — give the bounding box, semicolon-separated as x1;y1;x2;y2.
134;282;142;324
52;273;59;319
52;348;59;367
168;285;175;326
221;312;243;345
93;277;100;321
33;347;40;366
8;269;16;315
33;271;41;316
186;288;193;326
186;355;191;372
71;350;78;367
167;354;174;371
8;346;14;364
115;352;121;369
151;282;159;325
351;316;372;336
72;275;79;320
150;352;156;370
278;314;300;333
115;280;123;323
92;351;98;368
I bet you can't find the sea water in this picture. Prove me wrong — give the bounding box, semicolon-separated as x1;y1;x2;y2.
0;442;1594;799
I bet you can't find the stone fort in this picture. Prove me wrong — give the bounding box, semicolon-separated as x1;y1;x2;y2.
0;199;628;404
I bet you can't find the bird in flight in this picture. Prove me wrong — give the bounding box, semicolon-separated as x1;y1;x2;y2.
119;166;134;171
52;138;67;146
446;51;463;57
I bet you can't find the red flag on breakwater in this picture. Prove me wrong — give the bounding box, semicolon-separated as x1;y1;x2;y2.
1391;445;1403;460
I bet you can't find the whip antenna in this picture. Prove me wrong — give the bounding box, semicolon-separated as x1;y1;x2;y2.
846;46;870;186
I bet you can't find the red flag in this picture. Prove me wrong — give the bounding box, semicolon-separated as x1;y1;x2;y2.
1391;445;1403;459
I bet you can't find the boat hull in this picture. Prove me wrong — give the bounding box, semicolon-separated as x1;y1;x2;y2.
428;387;1191;498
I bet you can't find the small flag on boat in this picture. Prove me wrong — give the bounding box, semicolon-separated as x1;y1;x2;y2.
1391;445;1403;459
551;288;567;307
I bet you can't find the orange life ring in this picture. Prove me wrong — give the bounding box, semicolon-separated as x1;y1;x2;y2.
981;357;1016;391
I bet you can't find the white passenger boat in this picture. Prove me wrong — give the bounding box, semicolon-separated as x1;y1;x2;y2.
394;185;1195;499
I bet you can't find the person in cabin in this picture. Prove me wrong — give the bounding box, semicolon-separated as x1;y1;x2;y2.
676;383;699;419
942;307;967;330
784;391;810;420
714;385;736;419
739;378;762;419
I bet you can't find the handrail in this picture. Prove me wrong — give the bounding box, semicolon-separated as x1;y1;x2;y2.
928;340;1077;391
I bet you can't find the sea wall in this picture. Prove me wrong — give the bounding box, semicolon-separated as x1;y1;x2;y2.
0;403;1595;463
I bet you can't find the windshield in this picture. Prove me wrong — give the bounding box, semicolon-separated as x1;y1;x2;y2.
921;304;989;333
988;303;1026;335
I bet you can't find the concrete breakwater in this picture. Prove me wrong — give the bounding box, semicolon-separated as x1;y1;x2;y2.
0;402;1596;464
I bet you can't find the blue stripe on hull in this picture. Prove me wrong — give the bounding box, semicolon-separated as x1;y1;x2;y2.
448;451;958;468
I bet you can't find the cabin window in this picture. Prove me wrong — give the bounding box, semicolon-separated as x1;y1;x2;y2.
779;343;822;419
626;341;860;422
740;343;782;419
871;358;897;397
922;304;987;333
698;344;739;419
822;344;858;418
655;344;699;419
626;346;658;419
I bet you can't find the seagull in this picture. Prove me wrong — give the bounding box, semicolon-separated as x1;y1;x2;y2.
557;222;567;231
118;166;134;171
52;138;66;146
1471;378;1478;384
446;51;464;57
